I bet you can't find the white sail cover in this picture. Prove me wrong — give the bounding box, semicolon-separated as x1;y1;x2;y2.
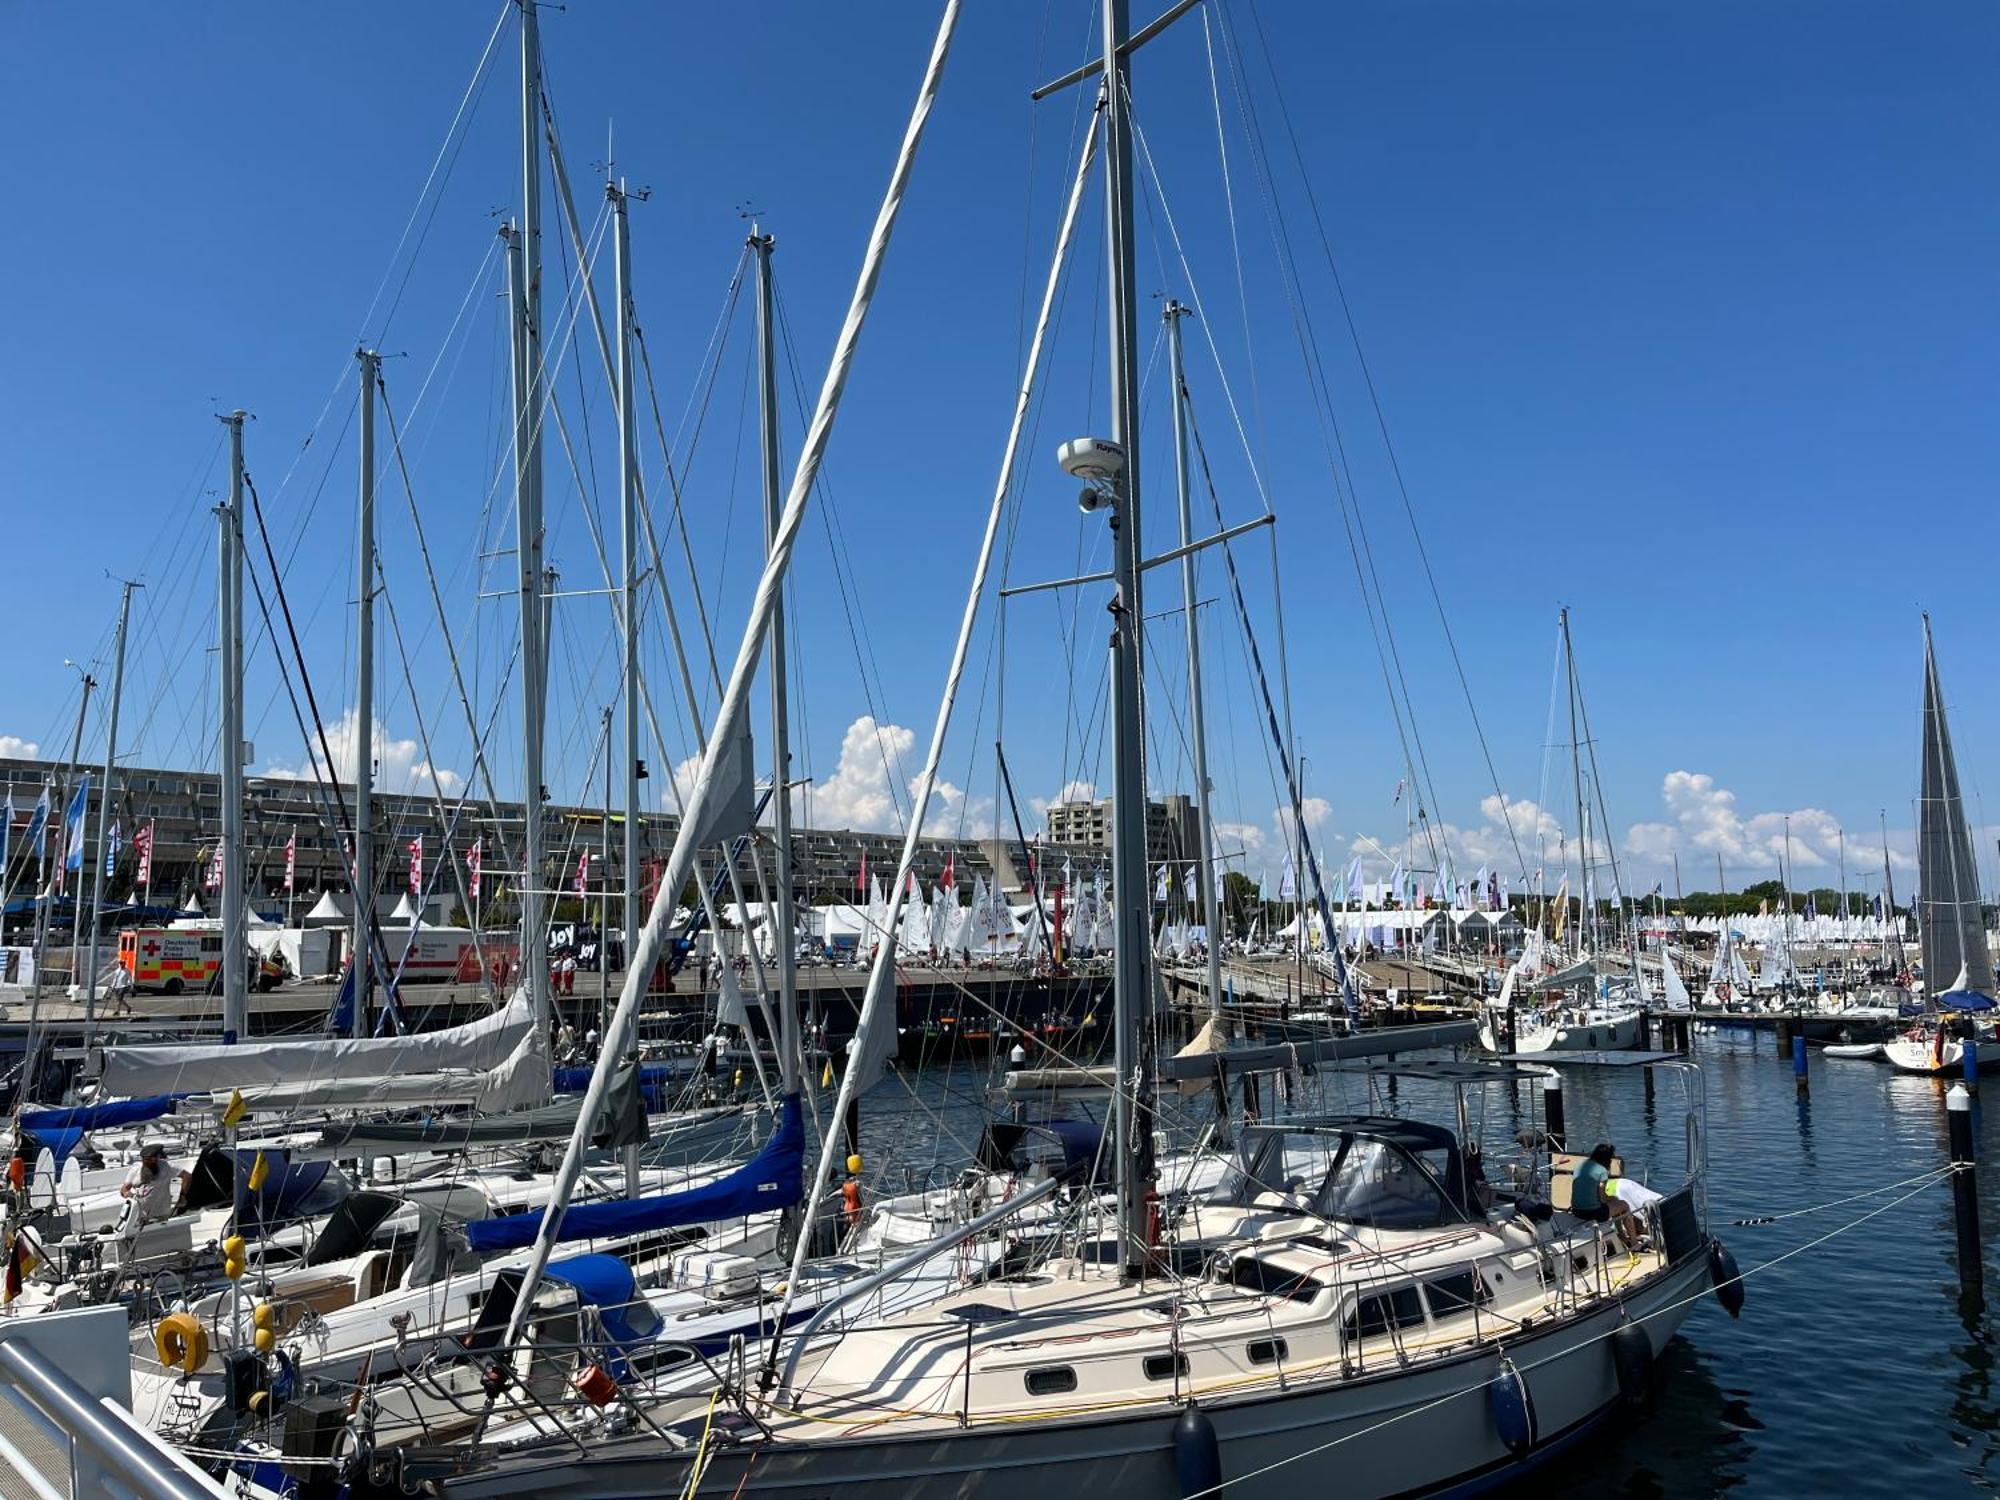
97;987;535;1097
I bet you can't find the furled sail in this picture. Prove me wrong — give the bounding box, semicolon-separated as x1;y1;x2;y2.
96;986;535;1097
461;1093;804;1252
1918;622;1995;996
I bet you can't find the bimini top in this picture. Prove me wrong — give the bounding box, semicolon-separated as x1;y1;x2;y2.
1215;1115;1478;1230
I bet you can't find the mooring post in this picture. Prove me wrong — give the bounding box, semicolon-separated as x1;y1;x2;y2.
1542;1071;1565;1149
1948;1083;1983;1310
1775;1016;1791;1057
1793;1033;1809;1100
1963;1025;1981;1096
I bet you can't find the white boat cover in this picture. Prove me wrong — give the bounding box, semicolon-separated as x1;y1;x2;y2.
97;987;535;1097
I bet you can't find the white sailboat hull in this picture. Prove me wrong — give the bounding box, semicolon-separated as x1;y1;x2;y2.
1478;1009;1642;1054
1882;1034;2000;1075
439;1247;1715;1499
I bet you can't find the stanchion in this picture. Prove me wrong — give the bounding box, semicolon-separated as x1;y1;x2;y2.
1793;1034;1809;1100
1948;1083;1983;1311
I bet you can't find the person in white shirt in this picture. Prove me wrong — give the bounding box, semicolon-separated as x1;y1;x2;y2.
119;1144;180;1224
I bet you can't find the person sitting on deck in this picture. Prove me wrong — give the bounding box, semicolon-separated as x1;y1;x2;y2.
1569;1142;1615;1224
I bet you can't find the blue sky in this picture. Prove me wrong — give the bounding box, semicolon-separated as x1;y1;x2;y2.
2;1;1995;899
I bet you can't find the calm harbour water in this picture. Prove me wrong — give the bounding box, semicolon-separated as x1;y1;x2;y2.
847;1030;2000;1496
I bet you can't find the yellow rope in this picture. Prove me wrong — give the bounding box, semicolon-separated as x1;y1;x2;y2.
680;1388;721;1498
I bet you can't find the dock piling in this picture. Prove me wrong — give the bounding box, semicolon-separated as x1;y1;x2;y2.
1793;1034;1809;1100
1948;1084;1983;1311
1541;1072;1565;1149
1963;1028;1981;1096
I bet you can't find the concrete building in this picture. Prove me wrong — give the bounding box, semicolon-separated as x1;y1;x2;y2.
1044;792;1200;867
0;756;1007;936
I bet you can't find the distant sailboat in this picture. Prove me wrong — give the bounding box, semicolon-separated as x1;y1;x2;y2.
1884;618;2000;1074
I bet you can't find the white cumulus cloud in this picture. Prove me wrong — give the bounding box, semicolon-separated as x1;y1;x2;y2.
0;736;41;760
262;709;463;796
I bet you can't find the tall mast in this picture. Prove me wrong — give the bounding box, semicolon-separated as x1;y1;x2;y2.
352;350;379;1037
612;181;643;1000
31;671;93;1011
504;221;547;1027
1560;608;1585;957
219;410;248;1044
1099;0;1154;1282
752;224;800;1094
82;579;139;1036
515;0;549;1029
1882;807;1902;969
1165;302;1223;1034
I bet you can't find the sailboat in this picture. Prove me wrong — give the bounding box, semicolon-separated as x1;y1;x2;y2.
420;6;1735;1496
1884;618;2000;1075
1479;611;1643;1054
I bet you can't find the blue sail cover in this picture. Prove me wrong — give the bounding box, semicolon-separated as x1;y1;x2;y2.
465;1093;803;1253
19;1095;184;1135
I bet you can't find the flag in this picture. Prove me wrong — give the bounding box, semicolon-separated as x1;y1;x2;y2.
62;774;90;873
23;784;49;858
221;1089;248;1130
408;836;425;896
104;819;122;881
857;849;867;896
1873;893;1884;920
4;1231;33;1305
1488;871;1501;910
1154;865;1169;902
574;848;590;897
283;830;296;893
1388;860;1404;907
1184;864;1198;900
1345;857;1363;907
204;845;223;892
1278;857;1297;902
134;820;154;890
467;838;482;899
941;852;955;892
0;791;10;879
1392;778;1406;804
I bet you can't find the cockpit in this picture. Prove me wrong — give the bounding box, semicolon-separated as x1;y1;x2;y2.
1213;1116;1478;1231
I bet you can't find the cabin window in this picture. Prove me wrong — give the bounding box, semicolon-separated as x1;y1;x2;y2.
1230;1259;1324;1303
1247;1337;1288;1365
1143;1352;1189;1381
1423;1270;1490;1317
1024;1366;1076;1396
1345;1284;1426;1339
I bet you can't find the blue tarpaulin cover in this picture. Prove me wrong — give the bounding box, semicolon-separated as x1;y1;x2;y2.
544;1253;664;1346
231;1149;335;1227
1939;990;1997;1012
465;1093;803;1252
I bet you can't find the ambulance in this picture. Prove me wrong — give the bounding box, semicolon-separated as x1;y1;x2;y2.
117;928;224;994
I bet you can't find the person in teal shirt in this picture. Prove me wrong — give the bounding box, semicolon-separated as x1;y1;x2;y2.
1571;1142;1614;1223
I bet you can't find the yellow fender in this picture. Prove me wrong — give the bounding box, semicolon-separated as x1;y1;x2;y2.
155;1311;209;1374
